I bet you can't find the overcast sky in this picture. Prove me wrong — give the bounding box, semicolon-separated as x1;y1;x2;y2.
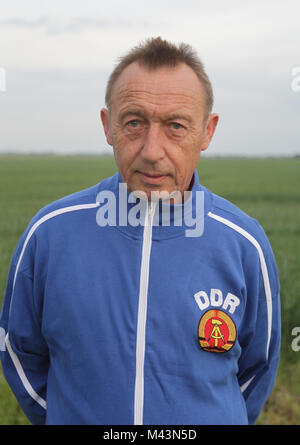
0;0;299;156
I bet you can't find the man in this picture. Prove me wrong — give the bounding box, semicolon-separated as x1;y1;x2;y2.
0;37;280;425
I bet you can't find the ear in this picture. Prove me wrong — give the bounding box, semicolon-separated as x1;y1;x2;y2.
100;108;113;146
200;113;219;152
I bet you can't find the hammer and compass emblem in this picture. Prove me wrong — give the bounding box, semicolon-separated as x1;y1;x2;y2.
198;309;237;353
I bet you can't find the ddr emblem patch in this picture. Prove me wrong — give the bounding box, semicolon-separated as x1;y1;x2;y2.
198;309;236;353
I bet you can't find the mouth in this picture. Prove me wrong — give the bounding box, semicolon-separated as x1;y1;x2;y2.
137;171;168;185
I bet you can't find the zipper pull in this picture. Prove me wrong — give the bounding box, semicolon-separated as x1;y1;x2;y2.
146;201;156;227
147;200;157;225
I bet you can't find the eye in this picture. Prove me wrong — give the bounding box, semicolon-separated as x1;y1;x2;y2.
167;121;187;138
126;119;140;128
170;122;184;130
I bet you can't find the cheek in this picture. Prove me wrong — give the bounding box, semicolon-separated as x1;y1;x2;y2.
166;139;200;182
167;138;198;167
112;134;140;173
112;124;140;151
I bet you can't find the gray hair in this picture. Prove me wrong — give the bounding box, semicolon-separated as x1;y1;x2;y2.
105;36;214;117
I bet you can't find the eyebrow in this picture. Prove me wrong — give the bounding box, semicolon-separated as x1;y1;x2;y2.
119;109;192;123
119;109;147;122
164;113;192;123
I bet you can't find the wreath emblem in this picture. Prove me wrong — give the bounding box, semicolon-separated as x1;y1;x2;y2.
198;309;236;353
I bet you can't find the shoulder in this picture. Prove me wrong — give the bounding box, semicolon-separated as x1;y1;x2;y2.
28;172;120;225
13;178;113;264
10;184;97;262
29;183;101;227
206;189;279;290
206;189;272;255
11;174;121;267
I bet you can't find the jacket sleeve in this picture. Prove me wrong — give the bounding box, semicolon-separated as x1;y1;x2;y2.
0;232;49;425
237;226;281;425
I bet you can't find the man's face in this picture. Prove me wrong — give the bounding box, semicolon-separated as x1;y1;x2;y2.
101;62;218;199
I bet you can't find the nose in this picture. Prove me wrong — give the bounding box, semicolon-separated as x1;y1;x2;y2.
140;123;165;163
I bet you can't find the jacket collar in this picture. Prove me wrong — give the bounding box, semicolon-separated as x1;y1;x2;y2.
96;169;211;240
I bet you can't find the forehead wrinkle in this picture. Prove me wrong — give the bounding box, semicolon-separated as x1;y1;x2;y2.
114;90;203;119
110;62;207;115
118;86;201;103
117;100;196;124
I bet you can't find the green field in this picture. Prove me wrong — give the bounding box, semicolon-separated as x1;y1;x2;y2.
0;154;299;425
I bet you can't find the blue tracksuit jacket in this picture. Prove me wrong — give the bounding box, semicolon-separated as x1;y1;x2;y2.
0;169;281;425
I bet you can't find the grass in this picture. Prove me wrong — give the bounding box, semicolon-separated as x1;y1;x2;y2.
0;154;299;425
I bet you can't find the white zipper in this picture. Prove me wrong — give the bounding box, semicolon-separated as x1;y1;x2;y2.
134;200;156;425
